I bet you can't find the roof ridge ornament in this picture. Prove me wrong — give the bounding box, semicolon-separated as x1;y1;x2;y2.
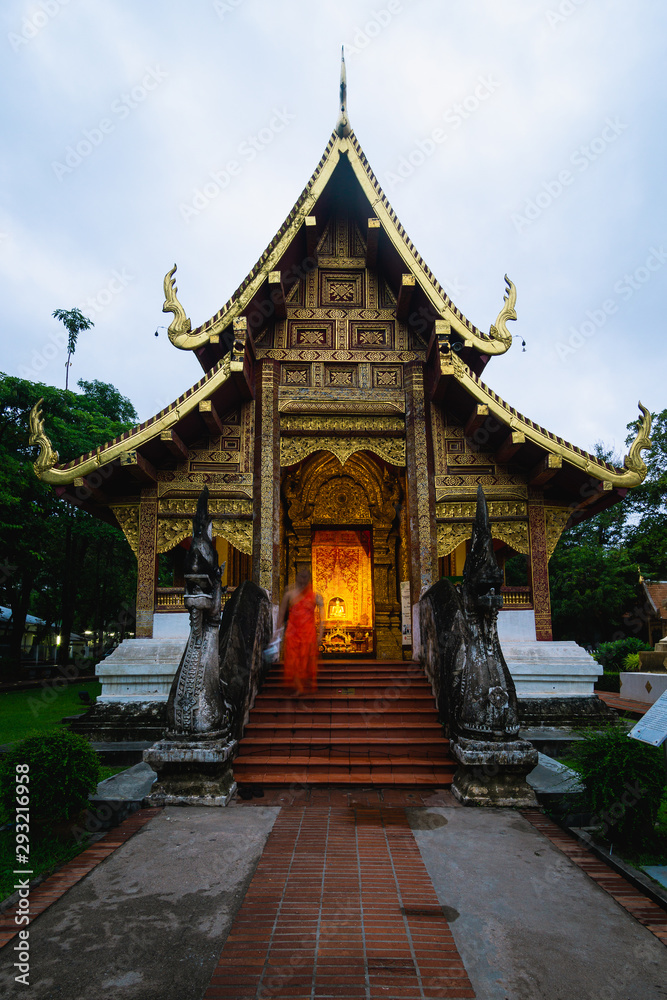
623;403;652;480
163;264;193;348
335;46;352;138
489;274;517;348
29;398;59;478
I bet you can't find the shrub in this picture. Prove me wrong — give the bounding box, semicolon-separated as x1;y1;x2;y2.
622;653;642;671
565;723;666;850
594;672;620;693
593;638;651;673
0;729;101;830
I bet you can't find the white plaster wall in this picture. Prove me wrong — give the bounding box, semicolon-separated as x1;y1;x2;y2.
620;672;667;705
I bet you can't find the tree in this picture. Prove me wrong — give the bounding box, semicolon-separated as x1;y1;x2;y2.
0;374;137;678
623;408;667;580
52;309;95;391
549;421;667;645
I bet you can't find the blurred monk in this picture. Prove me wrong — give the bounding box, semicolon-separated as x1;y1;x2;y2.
277;568;324;696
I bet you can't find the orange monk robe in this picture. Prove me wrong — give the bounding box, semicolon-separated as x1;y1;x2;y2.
282;586;319;695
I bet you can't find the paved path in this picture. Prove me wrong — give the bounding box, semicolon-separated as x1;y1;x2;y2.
1;797;667;999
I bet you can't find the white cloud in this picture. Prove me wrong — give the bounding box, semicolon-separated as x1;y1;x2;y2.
0;0;664;446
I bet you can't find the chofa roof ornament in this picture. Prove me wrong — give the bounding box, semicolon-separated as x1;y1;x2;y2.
335;46;352;138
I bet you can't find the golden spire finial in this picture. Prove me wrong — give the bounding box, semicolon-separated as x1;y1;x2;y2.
335;46;351;138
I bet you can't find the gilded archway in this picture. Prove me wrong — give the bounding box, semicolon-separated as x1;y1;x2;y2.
282;451;405;658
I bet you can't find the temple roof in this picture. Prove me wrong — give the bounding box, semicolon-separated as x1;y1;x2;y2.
163;126;518;373
28;71;652;527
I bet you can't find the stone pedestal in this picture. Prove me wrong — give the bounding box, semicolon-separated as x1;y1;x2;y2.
143;736;238;807
450;737;538;808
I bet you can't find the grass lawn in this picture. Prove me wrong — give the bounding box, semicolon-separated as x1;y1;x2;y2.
0;681;101;746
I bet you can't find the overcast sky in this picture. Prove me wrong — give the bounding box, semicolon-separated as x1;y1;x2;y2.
1;0;665;460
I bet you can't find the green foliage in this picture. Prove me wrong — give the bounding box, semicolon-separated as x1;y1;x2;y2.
593;638;651;672
504;553;528;586
549;543;638;646
565;724;666;850
0;729;101;827
623;653;642;671
550;413;667;642
76;379;137;424
624;409;667;580
594;673;620;693
0;374;138;678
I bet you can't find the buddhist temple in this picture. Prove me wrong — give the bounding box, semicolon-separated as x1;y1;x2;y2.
29;57;651;706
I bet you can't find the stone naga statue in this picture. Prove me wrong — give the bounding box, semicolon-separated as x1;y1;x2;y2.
166;486;230;738
420;486;537;806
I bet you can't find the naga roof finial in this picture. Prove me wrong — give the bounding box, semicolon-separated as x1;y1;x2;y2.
335;46;352;138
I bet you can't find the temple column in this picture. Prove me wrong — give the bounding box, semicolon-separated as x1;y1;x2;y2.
135;488;158;638
372;524;402;660
252;360;280;603
405;362;437;599
528;490;553;641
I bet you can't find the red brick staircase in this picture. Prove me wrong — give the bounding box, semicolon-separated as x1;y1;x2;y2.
233;659;455;788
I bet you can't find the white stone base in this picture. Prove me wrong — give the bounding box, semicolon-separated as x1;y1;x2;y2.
503;640;601;698
498;610;537;643
620;672;667;705
153;613;191;639
96;637;186;702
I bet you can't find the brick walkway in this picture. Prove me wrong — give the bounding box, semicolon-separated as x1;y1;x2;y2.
0;807;161;950
596;691;649;716
205;805;475;1000
523;811;667;946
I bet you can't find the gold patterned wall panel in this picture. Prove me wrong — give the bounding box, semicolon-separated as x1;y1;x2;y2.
436;520;529;557
437;523;472;558
280;436;406;468
156;516;252;556
545;506;572;559
491;521;529;555
110;504;140;556
281;415;405;435
436;501;527;519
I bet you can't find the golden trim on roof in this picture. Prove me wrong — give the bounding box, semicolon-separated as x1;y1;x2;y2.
440;351;652;487
167;132;514;356
29;354;233;485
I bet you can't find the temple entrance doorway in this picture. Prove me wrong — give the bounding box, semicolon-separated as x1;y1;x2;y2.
281;451;406;659
312;528;374;657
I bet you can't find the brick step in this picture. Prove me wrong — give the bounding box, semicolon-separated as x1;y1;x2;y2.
243;726;444;741
233;765;457;788
248;710;439;724
263;677;431;689
238;740;451;758
254;695;436;710
265;666;423;679
237;658;450;787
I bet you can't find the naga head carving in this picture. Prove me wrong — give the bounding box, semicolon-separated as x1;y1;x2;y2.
184;486;219;596
462;486;503;615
